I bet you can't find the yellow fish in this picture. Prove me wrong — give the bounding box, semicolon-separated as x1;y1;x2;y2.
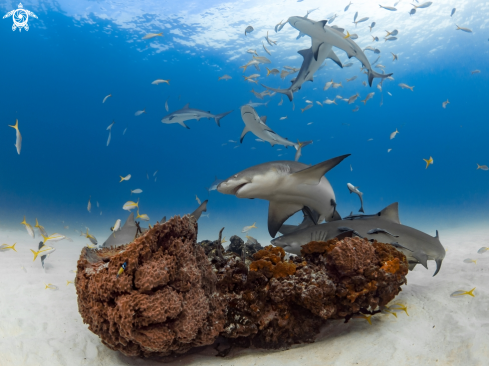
44;283;58;290
344;31;351;39
120;174;131;182
463;258;477;264
21;216;35;238
221;237;227;244
380;306;398;318
66;280;74;286
35;218;49;237
241;223;257;233
40;232;66;245
423;156;433;169
136;210;150;221
388;303;409;316
8;119;22;154
123;199;139;211
87;243;97;249
352;314;372;325
451;288;476;297
142;32;163;40
31;245;56;261
0;243;17;252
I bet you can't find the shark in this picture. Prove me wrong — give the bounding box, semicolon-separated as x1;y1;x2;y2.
261;45;342;101
217;154;350;237
240;105;312;157
102;212;137;247
272;202;446;276
161;103;233;129
287;16;392;86
190;200;208;221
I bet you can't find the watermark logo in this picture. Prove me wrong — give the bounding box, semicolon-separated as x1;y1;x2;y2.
3;3;38;32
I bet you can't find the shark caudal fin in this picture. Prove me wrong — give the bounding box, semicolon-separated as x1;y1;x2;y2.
261;84;294;102
214;110;233;127
368;69;392;87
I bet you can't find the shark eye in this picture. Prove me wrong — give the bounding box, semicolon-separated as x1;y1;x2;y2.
234;174;238;178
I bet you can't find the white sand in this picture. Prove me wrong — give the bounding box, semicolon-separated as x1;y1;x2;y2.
1;227;488;366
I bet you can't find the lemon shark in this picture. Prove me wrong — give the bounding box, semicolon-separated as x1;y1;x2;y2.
161;103;233;129
261;45;342;101
240;105;312;156
272;202;446;276
217;155;350;237
288;16;392;86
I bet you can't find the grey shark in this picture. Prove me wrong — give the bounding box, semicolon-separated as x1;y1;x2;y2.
288;16;392;86
102;212;137;247
217;155;350;237
272;202;446;276
240;105;312;156
161;103;233;129
261;45;342;101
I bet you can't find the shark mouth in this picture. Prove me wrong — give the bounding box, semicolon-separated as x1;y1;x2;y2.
233;183;248;195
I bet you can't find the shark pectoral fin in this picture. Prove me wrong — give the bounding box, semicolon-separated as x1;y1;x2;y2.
291;154;350;185
378;202;400;223
413;250;428;269
268;201;303;237
179;121;190;129
311;39;323;61
433;258;443;277
297;48;309;58
327;49;343;68
240;126;251;143
302;206;319;225
260;116;268;124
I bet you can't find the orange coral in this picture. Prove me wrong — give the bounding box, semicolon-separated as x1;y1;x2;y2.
301;240;337;255
381;258;401;274
250;245;296;279
346;281;378;303
273;261;297;279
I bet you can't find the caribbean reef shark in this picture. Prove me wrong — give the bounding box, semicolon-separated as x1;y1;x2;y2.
240;105;312;159
102;212;137;247
217;155;349;237
261;45;342;101
273;202;446;276
287;16;392;86
161;103;233;129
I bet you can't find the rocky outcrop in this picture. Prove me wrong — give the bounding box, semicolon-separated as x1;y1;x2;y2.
76;217;408;357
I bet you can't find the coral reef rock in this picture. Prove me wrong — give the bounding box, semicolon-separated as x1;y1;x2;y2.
77;216;408;358
75;215;225;357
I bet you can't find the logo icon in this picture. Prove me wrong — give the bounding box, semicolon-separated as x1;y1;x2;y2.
3;3;38;32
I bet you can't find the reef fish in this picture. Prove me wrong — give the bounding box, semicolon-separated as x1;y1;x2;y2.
217;154;349;237
31;245;56;261
347;183;364;213
0;243;16;252
242;223;257;232
117;262;127;278
8;119;22;154
245;26;254;36
161;103;233;129
142;33;163;40
273;202;446;276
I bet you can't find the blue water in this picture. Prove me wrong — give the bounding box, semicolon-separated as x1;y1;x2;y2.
1;1;488;245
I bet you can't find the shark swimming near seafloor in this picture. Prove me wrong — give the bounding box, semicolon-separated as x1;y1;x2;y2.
273;202;446;276
217;155;349;237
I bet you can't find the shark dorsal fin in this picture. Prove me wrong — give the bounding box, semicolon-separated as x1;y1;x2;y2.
260;116;267;124
378;202;400;224
435;230;439;240
182;103;190;109
291;154;350;185
318;20;328;27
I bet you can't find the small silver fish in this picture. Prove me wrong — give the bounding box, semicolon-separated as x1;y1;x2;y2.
245;26;254;36
135;109;146;116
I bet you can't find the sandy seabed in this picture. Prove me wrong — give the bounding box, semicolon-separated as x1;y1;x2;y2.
0;227;488;366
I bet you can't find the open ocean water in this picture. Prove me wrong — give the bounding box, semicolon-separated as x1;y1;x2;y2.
0;0;488;254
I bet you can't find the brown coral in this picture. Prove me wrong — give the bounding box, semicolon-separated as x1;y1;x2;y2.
75;215;226;358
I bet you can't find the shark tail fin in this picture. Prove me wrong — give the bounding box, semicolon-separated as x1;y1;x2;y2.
261;84;293;101
214;110;233;127
368;70;393;87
